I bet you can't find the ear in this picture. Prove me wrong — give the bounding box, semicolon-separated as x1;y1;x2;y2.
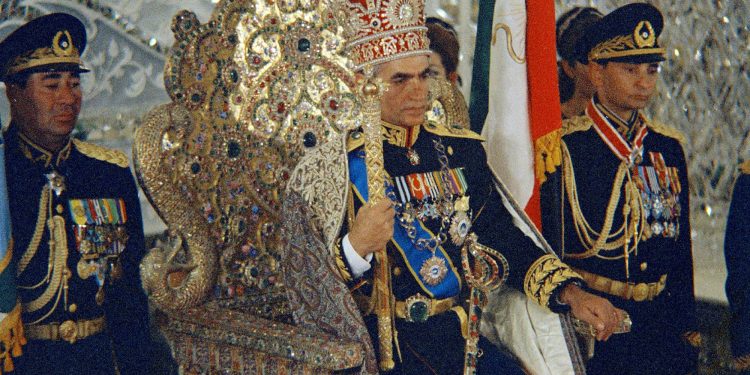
588;62;605;92
561;60;577;79
5;83;24;105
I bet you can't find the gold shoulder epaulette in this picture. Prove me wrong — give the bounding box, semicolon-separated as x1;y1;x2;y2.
739;160;750;175
73;139;129;168
562;115;594;136
347;130;365;152
646;120;687;145
423;121;485;141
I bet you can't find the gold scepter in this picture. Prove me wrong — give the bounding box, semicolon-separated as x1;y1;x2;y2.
360;70;395;371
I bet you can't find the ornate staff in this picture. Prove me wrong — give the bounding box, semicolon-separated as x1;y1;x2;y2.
360;69;395;371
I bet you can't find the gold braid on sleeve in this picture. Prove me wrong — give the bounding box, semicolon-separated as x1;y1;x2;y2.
523;254;581;308
735;352;750;371
333;239;353;283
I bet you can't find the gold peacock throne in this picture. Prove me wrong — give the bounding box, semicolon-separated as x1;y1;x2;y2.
134;0;372;372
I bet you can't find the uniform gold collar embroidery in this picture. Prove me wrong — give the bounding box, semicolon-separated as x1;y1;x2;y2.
381;121;421;148
18;132;72;168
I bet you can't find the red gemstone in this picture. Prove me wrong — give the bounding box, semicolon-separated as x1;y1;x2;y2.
329;99;338;110
277;102;286;113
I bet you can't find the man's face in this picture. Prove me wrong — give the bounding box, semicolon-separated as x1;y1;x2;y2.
376;55;432;128
7;71;82;149
590;61;659;116
428;52;447;80
562;60;596;98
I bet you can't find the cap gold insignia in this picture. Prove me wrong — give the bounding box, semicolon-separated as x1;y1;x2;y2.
52;30;76;57
633;21;656;48
6;29;82;76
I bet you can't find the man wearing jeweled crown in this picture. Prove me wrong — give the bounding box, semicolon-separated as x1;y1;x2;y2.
316;0;627;373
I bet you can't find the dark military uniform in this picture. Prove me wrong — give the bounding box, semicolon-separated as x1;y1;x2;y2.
541;99;699;375
725;162;750;373
541;4;700;374
339;121;580;374
0;12;151;374
4;126;151;374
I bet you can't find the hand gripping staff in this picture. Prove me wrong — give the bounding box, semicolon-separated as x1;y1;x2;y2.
359;69;396;371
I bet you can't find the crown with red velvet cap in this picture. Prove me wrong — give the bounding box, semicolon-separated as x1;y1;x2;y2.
337;0;430;70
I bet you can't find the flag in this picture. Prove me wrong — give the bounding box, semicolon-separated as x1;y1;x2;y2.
0;132;24;373
471;2;582;374
469;0;562;229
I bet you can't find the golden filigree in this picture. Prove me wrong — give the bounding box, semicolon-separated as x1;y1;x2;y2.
589;31;665;61
523;254;580;308
634;21;656;48
136;0;361;314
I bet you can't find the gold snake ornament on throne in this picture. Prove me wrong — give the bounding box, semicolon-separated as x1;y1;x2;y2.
135;0;361;315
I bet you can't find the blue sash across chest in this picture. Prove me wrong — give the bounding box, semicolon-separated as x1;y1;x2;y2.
348;150;461;298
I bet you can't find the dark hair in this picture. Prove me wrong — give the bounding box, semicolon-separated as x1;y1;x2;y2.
556;7;602;63
3;72;30;87
426;17;459;75
556;7;602;102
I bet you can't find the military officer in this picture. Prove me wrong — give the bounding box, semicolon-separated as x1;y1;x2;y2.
331;0;623;373
540;4;700;374
0;13;151;374
725;161;750;374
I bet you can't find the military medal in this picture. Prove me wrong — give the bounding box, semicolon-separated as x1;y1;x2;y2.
95;286;105;305
420;255;448;286
110;259;123;280
405;148;420;165
77;258;97;279
449;211;471;246
45;170;66;196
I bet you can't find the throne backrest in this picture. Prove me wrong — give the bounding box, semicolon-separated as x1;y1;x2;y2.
135;0;361;318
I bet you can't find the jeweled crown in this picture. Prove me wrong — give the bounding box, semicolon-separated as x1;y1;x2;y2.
336;0;430;70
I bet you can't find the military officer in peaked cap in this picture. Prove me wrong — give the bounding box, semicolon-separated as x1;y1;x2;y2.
0;13;151;374
541;3;700;374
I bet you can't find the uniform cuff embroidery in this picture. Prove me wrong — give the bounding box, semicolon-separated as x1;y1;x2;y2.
524;254;581;308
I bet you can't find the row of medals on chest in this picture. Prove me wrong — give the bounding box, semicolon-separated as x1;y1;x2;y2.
391;140;472;286
47;171;125;307
626;153;681;240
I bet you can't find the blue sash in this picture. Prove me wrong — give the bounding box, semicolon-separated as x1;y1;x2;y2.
348;150;461;298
